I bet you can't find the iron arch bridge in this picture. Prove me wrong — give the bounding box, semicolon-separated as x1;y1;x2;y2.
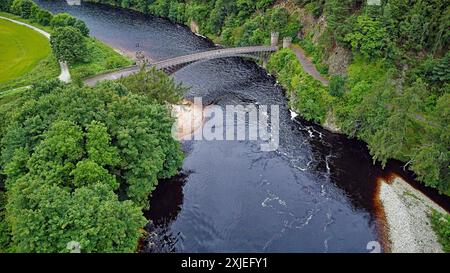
84;45;278;86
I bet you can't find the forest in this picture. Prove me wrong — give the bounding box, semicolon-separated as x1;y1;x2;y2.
0;1;186;251
0;68;185;252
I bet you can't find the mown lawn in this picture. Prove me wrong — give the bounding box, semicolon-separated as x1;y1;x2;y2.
0;11;133;97
0;18;58;89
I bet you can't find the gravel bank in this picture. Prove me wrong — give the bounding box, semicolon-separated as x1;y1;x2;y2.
379;176;446;253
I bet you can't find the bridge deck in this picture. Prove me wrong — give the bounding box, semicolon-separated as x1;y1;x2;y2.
153;46;278;69
84;46;278;86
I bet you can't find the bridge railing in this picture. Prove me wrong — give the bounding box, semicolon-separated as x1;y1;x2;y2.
152;46;278;69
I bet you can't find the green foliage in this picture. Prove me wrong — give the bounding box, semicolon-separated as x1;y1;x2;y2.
299;35;328;75
8;0;53;25
7;178;146;252
329;75;346;97
430;211;450;252
334;56;394;135
323;0;357;45
119;67;187;105
409;93;450;195
268;49;332;123
206;0;225;35
185;2;209;32
0;75;183;252
344;15;390;59
410;53;450;86
31;8;53;26
148;0;171;18
0;191;11;252
50;13;89;36
168;1;186;23
0;0;13;12
69;38;133;80
50;26;88;64
236;0;255;19
256;0;274;11
10;0;35;19
269;7;288;33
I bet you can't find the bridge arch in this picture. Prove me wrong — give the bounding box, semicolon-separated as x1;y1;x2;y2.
159;52;273;74
84;45;278;86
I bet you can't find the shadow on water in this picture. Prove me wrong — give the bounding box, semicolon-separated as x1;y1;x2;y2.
140;172;188;253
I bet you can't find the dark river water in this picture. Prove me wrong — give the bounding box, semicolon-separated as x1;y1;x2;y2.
35;1;449;253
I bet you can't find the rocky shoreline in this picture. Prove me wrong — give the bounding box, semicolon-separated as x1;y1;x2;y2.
378;176;446;253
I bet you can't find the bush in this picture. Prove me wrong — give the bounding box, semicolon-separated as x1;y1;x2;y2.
329;75;346;97
0;0;13;12
10;0;36;19
268;49;332;123
105;58;124;70
344;15;390;59
30;5;53;26
50;26;88;64
0;78;183;252
431;211;450;252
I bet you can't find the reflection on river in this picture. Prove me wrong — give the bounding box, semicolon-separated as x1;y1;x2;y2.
35;1;446;253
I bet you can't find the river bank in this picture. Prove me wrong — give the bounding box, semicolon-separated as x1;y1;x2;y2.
378;176;446;253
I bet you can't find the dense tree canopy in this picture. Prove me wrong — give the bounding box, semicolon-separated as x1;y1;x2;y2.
10;0;35;19
0;70;184;252
50;26;88;64
50;13;90;36
85;0;298;46
0;0;13;12
254;0;448;197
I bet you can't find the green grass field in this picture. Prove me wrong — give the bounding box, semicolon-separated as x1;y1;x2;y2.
0;18;53;84
0;12;133;95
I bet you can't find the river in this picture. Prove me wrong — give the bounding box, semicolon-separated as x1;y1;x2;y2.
34;1;448;253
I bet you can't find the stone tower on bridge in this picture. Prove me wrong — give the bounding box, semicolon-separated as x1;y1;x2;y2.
271;32;279;47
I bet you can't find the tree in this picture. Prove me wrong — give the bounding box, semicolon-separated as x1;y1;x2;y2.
0;0;13;12
329;75;346;97
236;0;255;19
168;2;185;23
148;0;170;18
10;0;36;19
344;15;390;59
118;67;186;104
430;211;450;252
7;178;146;252
50;26;88;64
410;93;450;195
207;0;226;35
1;78;183;252
369;79;428;166
269;7;289;33
33;8;53;26
50;13;89;36
256;0;274;11
323;0;356;44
